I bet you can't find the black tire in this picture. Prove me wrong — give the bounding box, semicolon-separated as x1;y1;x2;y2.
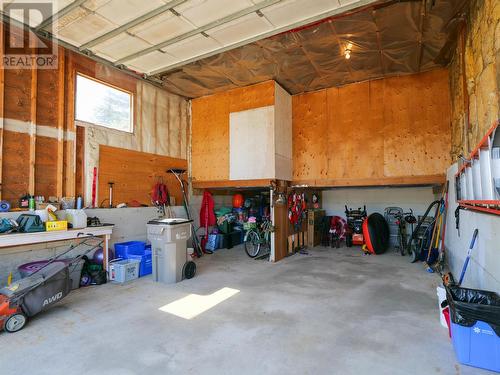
346;235;353;248
4;313;27;333
183;261;196;279
399;233;406;256
245;230;261;258
410;248;419;263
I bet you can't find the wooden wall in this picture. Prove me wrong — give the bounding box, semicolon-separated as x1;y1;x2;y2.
0;21;188;207
292;69;452;186
191;81;275;182
98;145;187;207
1;22;68;205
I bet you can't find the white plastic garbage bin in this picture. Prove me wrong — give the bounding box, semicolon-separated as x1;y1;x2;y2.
147;218;192;284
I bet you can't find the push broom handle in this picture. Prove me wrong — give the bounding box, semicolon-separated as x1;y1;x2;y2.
458;228;479;286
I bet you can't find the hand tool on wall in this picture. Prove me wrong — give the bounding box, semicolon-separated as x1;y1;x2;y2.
108;182;114;208
458;228;479;286
91;167;97;208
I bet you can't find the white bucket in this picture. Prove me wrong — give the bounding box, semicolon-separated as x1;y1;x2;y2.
437;286;448;328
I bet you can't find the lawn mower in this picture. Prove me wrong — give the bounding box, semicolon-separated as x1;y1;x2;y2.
344;205;367;247
0;236;103;333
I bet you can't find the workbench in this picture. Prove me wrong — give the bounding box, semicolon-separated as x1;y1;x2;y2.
0;226;114;268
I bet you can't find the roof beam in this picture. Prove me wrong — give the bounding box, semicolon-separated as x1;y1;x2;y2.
80;0;188;51
115;0;283;65
35;0;88;31
149;0;379;76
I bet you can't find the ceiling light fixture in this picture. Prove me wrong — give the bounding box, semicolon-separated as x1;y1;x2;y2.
344;42;353;60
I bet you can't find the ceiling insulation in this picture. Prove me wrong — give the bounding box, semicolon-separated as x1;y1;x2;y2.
159;0;467;98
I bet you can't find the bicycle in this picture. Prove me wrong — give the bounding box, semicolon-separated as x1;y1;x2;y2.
244;218;274;258
394;209;416;256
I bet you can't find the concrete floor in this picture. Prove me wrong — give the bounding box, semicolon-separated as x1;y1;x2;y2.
0;246;487;375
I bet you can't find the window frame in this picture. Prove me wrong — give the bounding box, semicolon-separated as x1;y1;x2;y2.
75;72;135;134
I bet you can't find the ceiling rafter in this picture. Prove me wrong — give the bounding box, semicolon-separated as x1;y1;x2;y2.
115;0;283;65
35;0;88;31
79;0;188;51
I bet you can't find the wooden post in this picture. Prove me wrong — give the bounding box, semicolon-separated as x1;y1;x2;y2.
28;53;38;196
0;21;4;200
64;51;76;197
56;47;65;198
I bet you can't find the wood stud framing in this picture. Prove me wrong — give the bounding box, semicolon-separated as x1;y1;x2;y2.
0;22;4;200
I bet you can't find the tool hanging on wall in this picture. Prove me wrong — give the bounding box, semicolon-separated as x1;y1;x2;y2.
458;228;479;286
454;205;464;237
288;192;307;232
151;177;173;218
91;167;97;208
108;182;114;208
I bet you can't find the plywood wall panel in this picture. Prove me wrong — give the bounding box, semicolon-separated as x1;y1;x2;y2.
292;90;328;181
191;93;230;181
98;145;187;207
35;136;58;197
2;131;30;205
383;70;451;177
191;81;276;182
229;80;275;112
3;69;32;122
36;68;60;127
293;69;451;185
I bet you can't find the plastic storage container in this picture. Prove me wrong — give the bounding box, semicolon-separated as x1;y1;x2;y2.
109;259;140;283
65;209;87;229
114;241;146;258
114;241;151;277
127;247;152;277
447;285;500;372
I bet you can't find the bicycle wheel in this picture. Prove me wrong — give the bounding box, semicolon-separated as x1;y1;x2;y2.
399;228;407;256
245;230;261;258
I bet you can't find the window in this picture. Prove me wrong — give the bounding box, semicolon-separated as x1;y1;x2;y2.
75;74;133;133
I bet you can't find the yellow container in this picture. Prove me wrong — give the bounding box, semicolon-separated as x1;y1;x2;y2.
45;220;68;231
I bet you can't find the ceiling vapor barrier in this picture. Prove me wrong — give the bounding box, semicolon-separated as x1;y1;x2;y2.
159;0;467;98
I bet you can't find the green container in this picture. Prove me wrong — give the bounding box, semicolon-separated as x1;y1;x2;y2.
218;221;233;234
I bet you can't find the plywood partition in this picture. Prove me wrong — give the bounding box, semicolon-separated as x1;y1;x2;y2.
98;145;187;207
191;81;275;182
293;69;451;186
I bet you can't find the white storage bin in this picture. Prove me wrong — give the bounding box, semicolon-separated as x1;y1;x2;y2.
109;259;141;283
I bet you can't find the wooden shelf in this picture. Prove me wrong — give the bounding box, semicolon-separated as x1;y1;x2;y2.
458;200;500;216
291;175;446;188
192;179;276;190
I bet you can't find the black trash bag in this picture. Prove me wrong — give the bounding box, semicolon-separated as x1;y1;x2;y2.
446;285;500;336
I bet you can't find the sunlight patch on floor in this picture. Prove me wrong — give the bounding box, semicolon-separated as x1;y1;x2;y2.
158;287;240;320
